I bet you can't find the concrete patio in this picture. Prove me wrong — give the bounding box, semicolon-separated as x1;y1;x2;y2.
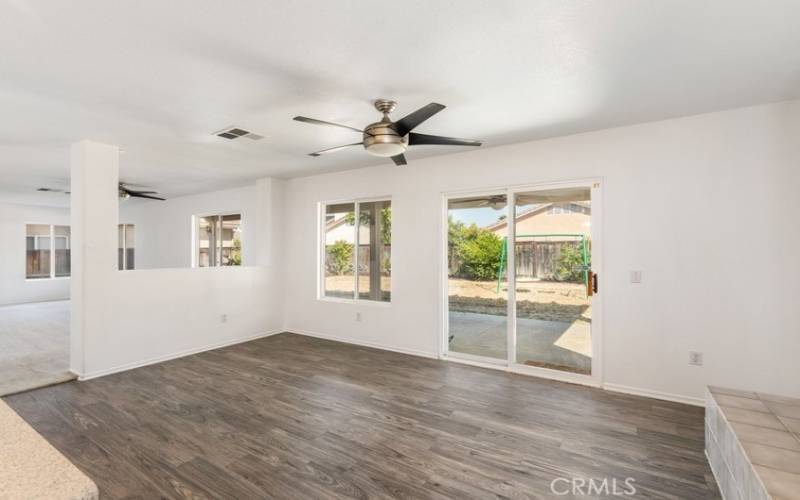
448;311;591;374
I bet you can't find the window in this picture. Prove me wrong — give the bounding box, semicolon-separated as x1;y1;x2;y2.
322;199;391;302
26;224;70;279
118;224;135;270
546;202;589;215
196;214;242;267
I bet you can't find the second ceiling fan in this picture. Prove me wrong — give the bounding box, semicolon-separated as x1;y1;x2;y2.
294;99;482;166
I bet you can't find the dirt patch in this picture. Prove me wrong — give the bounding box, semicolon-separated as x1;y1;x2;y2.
449;296;589;323
448;278;591;323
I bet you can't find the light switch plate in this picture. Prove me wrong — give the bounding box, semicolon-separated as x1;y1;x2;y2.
630;270;642;284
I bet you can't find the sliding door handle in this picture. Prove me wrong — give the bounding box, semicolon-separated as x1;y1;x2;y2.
587;272;598;296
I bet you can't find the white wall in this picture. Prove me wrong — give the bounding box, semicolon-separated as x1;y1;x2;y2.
71;141;285;378
283;100;800;401
0;202;70;305
118;186;261;269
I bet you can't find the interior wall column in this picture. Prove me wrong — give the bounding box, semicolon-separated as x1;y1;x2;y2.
69;140;120;376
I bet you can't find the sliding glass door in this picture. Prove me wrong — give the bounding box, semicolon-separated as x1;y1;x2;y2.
444;182;600;383
512;187;593;376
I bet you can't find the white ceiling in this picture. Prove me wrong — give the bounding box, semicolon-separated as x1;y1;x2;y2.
2;0;800;206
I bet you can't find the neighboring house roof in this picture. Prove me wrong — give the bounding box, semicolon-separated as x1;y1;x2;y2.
485;201;590;233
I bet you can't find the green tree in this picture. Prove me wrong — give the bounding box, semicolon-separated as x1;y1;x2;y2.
344;206;391;245
448;217;504;281
553;243;588;282
229;237;242;266
459;231;504;280
327;240;354;275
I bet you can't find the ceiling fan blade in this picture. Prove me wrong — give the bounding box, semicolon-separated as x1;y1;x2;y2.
128;192;165;201
408;133;482;147
448;197;490;209
126;190;157;194
293;116;365;135
309;142;363;157
390;154;407;166
392;103;446;136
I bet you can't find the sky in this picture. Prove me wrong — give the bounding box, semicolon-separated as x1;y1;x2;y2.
449;206;507;228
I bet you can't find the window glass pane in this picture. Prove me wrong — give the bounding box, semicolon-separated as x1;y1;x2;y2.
54;225;70;277
197;216;216;267
125;224;135;270
514;188;592;375
357;204;370;299
118;224;125;270
26;224;51;279
323;203;355;298
447;195;508;360
357;201;391;302
220;214;242;266
118;224;135;271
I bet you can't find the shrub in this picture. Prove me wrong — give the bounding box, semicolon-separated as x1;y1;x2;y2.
554;243;587;282
459;231;504;281
229;237;242;266
327;240;354;275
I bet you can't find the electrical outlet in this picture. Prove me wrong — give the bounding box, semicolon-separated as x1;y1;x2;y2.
689;351;703;366
221;314;228;324
630;270;642;284
355;312;362;322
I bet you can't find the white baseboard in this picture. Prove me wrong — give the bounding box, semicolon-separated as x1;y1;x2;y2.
78;329;283;381
287;328;438;360
604;382;705;407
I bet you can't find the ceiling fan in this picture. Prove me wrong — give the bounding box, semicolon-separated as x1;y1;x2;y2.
294;99;482;166
37;182;165;201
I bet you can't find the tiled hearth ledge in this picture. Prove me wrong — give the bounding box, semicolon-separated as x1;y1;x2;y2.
0;399;98;499
706;386;800;499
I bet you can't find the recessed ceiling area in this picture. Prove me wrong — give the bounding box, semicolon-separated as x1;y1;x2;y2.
2;0;800;204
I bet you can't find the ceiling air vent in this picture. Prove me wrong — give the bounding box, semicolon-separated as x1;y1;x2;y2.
214;126;264;141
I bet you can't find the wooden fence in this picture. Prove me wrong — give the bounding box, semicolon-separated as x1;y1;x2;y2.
515;241;577;279
449;240;582;281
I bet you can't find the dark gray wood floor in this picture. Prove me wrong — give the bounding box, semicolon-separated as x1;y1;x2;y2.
4;333;720;499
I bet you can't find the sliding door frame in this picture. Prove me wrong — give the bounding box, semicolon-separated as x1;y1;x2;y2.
440;188;510;367
440;178;603;388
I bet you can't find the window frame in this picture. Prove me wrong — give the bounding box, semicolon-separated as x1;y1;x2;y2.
318;197;392;304
193;212;243;268
25;224;70;280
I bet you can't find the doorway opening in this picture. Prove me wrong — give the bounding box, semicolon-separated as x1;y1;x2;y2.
0;216;74;396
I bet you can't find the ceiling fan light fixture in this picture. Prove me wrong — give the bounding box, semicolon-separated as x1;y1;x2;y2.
365;142;406;157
